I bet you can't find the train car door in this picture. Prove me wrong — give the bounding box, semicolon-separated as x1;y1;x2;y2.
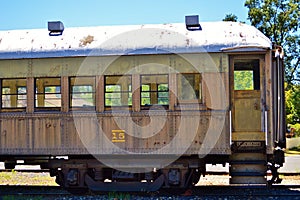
230;56;265;143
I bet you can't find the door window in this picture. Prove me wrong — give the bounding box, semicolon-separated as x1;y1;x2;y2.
234;59;260;90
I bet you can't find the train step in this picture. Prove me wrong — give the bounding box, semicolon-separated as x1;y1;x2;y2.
230;152;266;161
230;164;266;174
229;151;267;184
230;160;266;165
230;171;266;177
230;176;267;184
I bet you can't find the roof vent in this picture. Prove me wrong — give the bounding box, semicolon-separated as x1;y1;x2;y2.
185;15;202;31
48;21;64;36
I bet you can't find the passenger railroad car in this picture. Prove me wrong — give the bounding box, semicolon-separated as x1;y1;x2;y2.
0;17;285;191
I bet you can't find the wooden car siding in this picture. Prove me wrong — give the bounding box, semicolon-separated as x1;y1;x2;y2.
0;111;229;155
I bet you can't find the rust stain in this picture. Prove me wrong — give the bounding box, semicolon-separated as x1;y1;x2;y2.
186;39;190;46
79;35;94;47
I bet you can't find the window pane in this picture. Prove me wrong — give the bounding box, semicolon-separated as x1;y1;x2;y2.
234;70;254;90
105;76;132;107
141;75;169;106
35;78;61;108
70;77;95;107
141;84;150;105
178;73;201;101
2;87;11;107
44;86;61;107
234;59;260;90
2;79;27;108
17;86;27;107
105;85;121;106
158;83;169;105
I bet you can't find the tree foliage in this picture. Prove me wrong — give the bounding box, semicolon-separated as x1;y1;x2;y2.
245;0;300;84
285;84;300;124
223;14;238;22
234;71;254;90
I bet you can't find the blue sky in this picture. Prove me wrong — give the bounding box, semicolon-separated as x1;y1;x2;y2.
0;0;249;30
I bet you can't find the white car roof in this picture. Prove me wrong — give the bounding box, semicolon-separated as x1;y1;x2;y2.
0;22;272;59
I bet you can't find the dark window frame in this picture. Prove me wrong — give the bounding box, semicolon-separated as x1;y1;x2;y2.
69;76;96;110
1;78;27;110
140;74;169;108
177;73;202;103
104;75;132;108
34;77;61;110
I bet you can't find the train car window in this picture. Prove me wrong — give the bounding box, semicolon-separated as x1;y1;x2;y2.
141;75;169;107
234;59;260;90
70;77;95;108
1;79;27;109
105;75;132;107
35;78;61;108
177;73;202;103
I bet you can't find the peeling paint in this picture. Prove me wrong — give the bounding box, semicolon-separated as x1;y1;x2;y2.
79;35;94;47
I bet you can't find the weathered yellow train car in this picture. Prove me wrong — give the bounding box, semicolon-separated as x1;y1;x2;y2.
0;17;285;191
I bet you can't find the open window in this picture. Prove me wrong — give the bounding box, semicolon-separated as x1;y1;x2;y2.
141;74;169;108
1;78;27;109
70;77;95;109
35;78;61;109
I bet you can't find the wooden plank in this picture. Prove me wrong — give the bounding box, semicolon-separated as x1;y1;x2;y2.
26;77;34;113
132;74;140;112
33;117;61;149
61;76;69;112
96;75;104;112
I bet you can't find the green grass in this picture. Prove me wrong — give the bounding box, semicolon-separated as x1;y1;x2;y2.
2;196;43;200
0;171;57;186
108;192;131;200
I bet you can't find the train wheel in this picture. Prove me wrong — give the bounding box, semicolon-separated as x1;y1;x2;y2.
55;170;89;194
191;170;201;185
184;169;201;188
55;171;64;186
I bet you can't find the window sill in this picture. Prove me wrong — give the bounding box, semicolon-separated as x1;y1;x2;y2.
175;103;206;111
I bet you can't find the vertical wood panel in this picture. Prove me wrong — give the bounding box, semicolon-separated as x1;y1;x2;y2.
26;77;34;113
132;74;140;112
96;75;104;112
65;115;98;153
0;117;28;149
169;73;176;110
265;51;273;153
33;117;61;149
61;76;69;112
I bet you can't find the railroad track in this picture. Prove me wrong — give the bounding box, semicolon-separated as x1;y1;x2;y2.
0;186;68;197
205;171;300;176
192;185;300;197
2;168;300;177
0;185;300;199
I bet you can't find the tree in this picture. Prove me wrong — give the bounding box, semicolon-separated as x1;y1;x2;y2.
223;14;238;22
234;71;254;90
244;0;300;84
285;84;300;124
